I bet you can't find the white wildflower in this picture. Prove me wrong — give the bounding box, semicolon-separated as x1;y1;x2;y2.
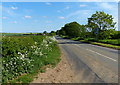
6;64;8;66
28;61;30;63
46;44;48;47
35;50;38;54
40;51;43;56
21;54;25;58
35;42;37;44
42;40;47;44
31;46;34;48
18;52;21;55
49;42;52;44
14;62;16;65
20;57;23;60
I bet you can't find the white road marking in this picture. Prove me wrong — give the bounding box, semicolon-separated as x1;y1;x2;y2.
86;49;117;62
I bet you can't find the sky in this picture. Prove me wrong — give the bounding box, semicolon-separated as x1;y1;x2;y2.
1;2;118;33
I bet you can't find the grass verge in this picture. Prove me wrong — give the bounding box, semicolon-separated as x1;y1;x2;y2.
79;40;120;50
61;36;120;50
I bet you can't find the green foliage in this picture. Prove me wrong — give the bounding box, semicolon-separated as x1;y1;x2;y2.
98;39;120;45
49;31;56;36
88;11;116;30
57;11;119;49
79;25;86;39
110;31;120;39
87;11;116;39
16;74;33;83
2;33;24;36
57;11;118;41
43;31;47;34
99;29;120;39
99;30;113;39
79;37;119;45
2;35;61;83
78;39;120;49
90;42;120;49
59;22;85;38
58;27;66;36
84;32;93;38
0;34;1;83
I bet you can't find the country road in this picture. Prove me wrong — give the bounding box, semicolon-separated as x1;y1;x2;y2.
56;36;118;83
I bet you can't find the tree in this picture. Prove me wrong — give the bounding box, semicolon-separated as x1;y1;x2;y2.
110;30;120;39
61;22;81;38
50;31;56;36
43;31;47;34
58;28;66;36
88;11;116;39
99;29;114;39
79;25;86;39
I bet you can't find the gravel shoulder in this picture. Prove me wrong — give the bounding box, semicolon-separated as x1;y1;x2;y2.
31;52;75;83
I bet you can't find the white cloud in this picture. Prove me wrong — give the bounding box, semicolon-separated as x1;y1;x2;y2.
24;16;32;19
65;6;70;9
67;10;91;18
10;21;17;24
45;2;52;5
97;2;118;29
42;16;47;18
46;21;52;23
59;16;65;19
98;2;117;11
2;6;16;16
80;4;87;7
2;17;7;19
11;6;18;10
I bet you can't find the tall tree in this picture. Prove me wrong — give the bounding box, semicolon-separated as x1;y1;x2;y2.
62;22;81;37
88;11;116;39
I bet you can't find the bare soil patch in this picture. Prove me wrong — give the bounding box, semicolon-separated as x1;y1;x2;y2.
31;53;74;83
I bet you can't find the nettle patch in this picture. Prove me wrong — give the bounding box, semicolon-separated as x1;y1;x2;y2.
2;35;58;83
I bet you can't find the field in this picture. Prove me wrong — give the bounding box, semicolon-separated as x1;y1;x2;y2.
1;34;61;83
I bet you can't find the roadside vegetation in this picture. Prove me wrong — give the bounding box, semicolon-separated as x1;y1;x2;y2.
56;11;120;49
2;34;61;83
1;10;119;84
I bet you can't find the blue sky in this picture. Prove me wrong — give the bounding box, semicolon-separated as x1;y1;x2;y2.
2;2;118;33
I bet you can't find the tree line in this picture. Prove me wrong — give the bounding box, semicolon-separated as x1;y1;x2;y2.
55;11;120;40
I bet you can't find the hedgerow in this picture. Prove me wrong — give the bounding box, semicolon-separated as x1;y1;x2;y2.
2;35;60;83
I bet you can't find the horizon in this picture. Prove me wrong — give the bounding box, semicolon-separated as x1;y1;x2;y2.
2;2;118;33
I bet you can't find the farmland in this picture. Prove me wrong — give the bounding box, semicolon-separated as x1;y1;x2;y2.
1;34;61;83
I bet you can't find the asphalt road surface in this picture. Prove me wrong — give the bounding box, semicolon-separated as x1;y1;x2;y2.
56;36;118;83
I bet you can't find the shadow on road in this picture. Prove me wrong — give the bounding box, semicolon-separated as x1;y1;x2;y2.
56;37;87;45
58;42;84;44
